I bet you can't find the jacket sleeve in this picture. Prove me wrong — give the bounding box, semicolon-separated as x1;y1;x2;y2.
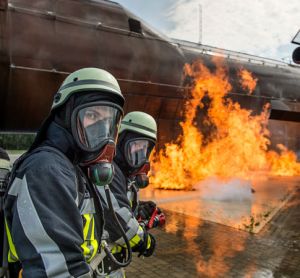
97;164;145;248
6;153;92;278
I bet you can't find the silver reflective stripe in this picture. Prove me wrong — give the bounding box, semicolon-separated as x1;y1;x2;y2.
97;186;141;245
75;178;79;206
97;187;120;209
116;207;131;223
17;175;74;278
136;225;144;239
115;208;140;245
80;198;96;215
8;177;22;196
127;190;133;203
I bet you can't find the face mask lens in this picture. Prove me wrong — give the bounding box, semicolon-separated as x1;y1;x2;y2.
76;105;121;149
127;139;154;167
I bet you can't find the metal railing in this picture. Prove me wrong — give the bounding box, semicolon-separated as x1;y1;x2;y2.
171;38;297;69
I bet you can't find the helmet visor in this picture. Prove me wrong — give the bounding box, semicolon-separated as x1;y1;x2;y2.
126;139;155;168
76;104;122;150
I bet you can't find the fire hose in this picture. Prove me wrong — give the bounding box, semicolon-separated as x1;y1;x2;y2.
127;180;166;229
138;207;166;230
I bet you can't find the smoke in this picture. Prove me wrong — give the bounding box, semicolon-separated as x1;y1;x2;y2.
166;0;300;60
197;177;253;202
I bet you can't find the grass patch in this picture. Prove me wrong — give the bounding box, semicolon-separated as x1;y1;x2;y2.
0;133;35;150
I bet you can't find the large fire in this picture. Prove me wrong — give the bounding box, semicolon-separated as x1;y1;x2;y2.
238;68;258;94
151;61;300;190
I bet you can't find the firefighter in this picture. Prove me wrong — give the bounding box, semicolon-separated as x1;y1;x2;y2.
96;111;158;278
3;68;124;278
0;147;10;277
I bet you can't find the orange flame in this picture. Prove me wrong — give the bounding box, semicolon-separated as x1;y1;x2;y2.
238;68;258;94
267;144;300;175
151;61;300;190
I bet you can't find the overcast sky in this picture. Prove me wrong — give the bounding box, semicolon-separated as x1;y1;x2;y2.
116;0;299;62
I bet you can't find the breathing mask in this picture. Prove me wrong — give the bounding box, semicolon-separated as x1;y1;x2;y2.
71;101;123;186
125;138;155;188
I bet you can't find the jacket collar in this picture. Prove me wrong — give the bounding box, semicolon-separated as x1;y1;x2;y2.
44;121;78;163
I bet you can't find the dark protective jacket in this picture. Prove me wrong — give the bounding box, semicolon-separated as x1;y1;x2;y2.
97;162;144;248
4;123;102;278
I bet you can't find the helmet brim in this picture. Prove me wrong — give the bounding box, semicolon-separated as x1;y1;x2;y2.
52;85;124;110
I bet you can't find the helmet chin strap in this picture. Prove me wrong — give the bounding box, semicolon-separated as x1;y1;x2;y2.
130;162;151;189
84;142;116;186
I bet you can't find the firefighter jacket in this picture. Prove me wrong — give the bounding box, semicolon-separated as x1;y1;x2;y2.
4;122;102;278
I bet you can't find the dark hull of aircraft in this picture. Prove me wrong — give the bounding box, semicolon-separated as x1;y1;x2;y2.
1;0;300;155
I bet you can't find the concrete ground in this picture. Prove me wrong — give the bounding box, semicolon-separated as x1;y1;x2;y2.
126;187;300;278
7;152;300;277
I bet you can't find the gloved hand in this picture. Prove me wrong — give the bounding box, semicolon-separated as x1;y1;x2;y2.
142;233;156;257
138;200;157;220
132;228;156;258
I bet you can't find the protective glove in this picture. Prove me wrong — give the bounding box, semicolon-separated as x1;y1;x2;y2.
141;233;156;257
132;228;156;258
138;200;157;220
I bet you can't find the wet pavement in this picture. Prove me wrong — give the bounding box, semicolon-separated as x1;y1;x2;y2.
7;152;300;277
126;187;300;277
140;176;299;233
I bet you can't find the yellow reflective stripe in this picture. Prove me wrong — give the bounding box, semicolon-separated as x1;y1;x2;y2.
127;225;144;248
81;214;98;262
90;217;95;240
111;245;123;254
112;225;144;252
146;235;151;249
5;220;19;262
137;225;143;234
81;214;92;259
81;242;90;257
129;234;142;247
89;217;98;259
8;250;18;263
83;214;91;239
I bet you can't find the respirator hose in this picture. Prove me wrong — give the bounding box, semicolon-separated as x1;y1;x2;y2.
103;184;132;267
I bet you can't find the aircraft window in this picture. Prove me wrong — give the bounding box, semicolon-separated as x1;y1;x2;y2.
128;18;142;34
